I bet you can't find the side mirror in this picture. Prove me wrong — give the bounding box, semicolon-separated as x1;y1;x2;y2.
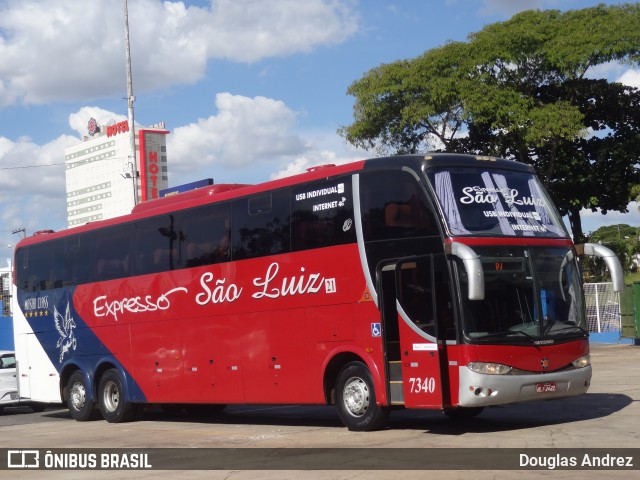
575;243;624;293
446;242;484;300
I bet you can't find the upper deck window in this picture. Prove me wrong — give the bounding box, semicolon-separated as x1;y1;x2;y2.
231;189;290;260
427;167;567;238
291;177;356;251
360;170;439;242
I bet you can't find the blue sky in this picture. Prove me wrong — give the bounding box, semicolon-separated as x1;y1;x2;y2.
0;0;638;257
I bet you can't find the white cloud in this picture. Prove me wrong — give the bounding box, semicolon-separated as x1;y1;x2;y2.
578;202;640;236
586;61;626;81
0;0;360;107
68;107;128;139
167;92;308;183
0;135;77;196
270;149;354;180
270;131;369;179
0;91;369;250
0;133;78;243
618;69;640;89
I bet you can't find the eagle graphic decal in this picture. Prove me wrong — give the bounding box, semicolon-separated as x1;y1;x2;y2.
54;302;77;362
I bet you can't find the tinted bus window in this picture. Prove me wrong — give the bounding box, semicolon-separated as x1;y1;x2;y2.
93;225;132;281
360;170;439;242
291;176;356;251
179;203;231;268
134;215;178;275
231;190;290;260
17;236;90;291
65;234;91;285
17;243;54;292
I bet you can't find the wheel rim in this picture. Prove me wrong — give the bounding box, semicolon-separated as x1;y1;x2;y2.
69;381;86;411
102;380;120;413
342;376;370;417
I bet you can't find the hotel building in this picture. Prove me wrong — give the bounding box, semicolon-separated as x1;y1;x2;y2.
64;118;169;227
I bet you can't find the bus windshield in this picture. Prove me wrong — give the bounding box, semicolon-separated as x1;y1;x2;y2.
459;246;587;343
428;167;567;237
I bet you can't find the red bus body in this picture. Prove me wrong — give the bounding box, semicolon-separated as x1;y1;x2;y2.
13;154;620;430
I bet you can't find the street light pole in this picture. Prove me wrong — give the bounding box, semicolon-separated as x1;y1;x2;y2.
11;228;25;239
124;0;138;206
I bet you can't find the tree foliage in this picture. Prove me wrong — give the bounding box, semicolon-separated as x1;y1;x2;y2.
585;224;640;275
340;4;640;242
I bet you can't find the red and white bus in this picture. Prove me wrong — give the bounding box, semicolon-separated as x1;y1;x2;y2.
12;154;623;431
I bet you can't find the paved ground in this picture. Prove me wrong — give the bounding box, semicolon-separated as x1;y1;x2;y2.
0;343;638;479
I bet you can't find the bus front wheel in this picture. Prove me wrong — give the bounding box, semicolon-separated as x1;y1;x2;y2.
67;371;96;421
335;361;389;431
98;369;138;423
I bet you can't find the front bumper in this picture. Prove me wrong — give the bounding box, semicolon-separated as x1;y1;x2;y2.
458;365;592;407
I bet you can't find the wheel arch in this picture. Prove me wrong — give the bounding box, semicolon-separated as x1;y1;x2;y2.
323;350;387;406
60;358;130;404
94;359;133;401
60;362;92;404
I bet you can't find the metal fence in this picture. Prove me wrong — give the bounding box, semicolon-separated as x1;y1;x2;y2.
583;282;620;333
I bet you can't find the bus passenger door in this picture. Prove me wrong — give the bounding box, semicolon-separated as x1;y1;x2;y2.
381;256;448;409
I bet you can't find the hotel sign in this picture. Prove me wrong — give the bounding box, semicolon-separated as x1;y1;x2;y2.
106;120;130;138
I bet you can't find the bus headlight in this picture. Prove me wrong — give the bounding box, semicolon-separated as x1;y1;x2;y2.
467;362;512;375
571;354;590;369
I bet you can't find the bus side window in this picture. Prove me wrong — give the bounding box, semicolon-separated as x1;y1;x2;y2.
384;203;413;227
396;256;455;340
16;247;37;292
397;258;436;337
65;234;91;286
93;226;131;281
361;170;438;241
231;190;290;260
133;215;178;275
51;241;67;289
291;177;355;252
22;243;54;292
434;256;456;341
15;248;27;291
178;203;231;268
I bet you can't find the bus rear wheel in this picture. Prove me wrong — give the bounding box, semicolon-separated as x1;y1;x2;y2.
335;361;389;431
67;371;96;421
98;369;138;423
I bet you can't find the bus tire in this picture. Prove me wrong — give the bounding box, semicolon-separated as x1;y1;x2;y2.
335;361;389;431
98;369;138;423
67;371;96;421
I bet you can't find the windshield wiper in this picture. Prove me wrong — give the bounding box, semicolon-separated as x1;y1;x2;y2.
547;324;589;336
477;330;535;341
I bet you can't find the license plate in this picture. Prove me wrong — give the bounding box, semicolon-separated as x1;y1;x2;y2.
536;382;556;393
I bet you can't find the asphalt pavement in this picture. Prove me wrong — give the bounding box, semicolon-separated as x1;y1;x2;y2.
0;342;638;479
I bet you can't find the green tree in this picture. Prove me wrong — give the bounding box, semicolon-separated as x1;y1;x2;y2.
586;224;640;275
340;4;640;242
338;42;471;154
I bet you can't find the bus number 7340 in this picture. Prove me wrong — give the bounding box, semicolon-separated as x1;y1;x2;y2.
409;377;436;394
